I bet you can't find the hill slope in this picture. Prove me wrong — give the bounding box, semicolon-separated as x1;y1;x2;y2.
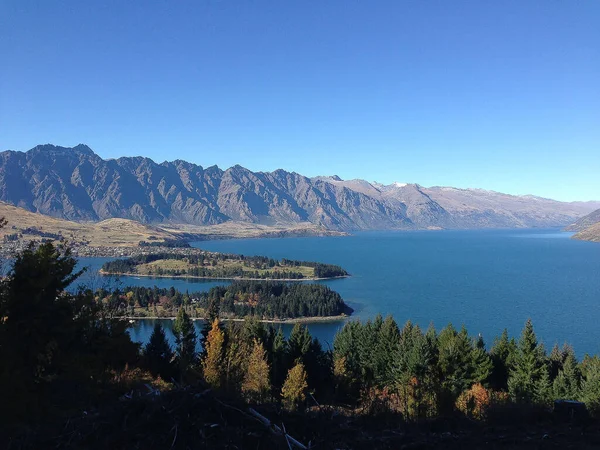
565;208;600;232
1;144;598;231
573;222;600;243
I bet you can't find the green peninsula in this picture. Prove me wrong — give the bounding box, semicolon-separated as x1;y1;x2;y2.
100;251;349;280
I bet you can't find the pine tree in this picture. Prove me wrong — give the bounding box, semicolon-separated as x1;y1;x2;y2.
143;323;174;380
281;361;309;411
173;307;197;380
471;336;493;385
508;319;546;403
580;356;600;415
202;318;225;388
373;315;400;387
242;339;271;402
269;326;288;391
553;349;580;400
287;323;312;363
490;329;517;390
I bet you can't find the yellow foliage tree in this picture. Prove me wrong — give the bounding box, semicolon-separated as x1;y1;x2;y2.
202;319;225;389
242;339;271;402
455;383;492;420
281;361;308;411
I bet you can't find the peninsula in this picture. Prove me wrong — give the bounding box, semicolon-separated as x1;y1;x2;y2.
100;252;349;281
101;281;353;321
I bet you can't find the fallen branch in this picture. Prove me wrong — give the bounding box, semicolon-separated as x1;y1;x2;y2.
248;408;308;450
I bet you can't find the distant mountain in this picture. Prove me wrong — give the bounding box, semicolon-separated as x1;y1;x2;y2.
1;144;598;231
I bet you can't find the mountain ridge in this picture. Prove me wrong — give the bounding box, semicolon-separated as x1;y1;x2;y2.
1;144;598;231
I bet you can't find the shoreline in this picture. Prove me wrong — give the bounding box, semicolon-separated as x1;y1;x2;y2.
119;314;351;324
98;270;349;282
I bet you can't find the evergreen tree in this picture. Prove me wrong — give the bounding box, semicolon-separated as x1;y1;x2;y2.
437;325;475;400
242;339;271;402
535;363;553;405
490;329;517;390
580;356;600;415
0;241;139;420
553;349;580;400
471;336;493;385
508;319;546;403
281;361;309;411
202;318;225;388
173;307;197;379
143;322;174;380
268;326;288;391
287;323;312;363
373;315;400;387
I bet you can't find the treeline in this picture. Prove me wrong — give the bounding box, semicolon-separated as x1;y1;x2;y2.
139;239;191;248
97;281;351;319
281;258;349;278
142;312;600;420
101;252;348;279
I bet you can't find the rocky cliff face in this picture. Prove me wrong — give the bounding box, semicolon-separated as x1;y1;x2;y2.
1;144;598;231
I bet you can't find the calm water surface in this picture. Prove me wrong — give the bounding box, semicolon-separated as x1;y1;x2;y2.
76;229;600;356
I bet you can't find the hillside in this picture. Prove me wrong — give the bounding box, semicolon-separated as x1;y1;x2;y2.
573;222;600;243
1;144;598;231
0;201;178;247
0;202;344;248
565;208;600;232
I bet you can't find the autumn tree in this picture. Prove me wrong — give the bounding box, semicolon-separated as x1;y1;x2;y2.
242;338;271;402
281;361;309;411
202;318;225;389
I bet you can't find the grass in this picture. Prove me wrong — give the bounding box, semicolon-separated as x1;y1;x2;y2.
133;258;317;278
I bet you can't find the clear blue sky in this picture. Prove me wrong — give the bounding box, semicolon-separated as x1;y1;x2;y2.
1;1;599;201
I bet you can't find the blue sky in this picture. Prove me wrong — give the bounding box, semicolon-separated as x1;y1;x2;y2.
1;1;599;201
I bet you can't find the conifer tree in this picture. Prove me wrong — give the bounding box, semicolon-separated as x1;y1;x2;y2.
373;315;400;387
437;325;475;399
471;336;493;385
553;349;580;400
242;339;271;402
202;318;225;388
269;326;288;391
508;319;546;403
143;322;174;380
490;329;517;390
173;307;197;379
281;361;309;411
287;323;312;363
580;356;600;415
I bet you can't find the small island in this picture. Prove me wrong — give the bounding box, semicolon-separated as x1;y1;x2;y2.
100;251;349;281
100;281;353;321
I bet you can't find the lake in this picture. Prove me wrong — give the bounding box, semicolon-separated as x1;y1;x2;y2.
74;229;600;356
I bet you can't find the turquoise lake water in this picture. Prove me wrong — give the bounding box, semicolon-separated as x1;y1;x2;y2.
73;229;600;356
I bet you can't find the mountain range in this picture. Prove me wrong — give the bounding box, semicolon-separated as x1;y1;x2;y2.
1;144;598;232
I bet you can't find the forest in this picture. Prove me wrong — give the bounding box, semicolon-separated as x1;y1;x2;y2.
101;252;348;280
3;239;600;448
97;281;351;319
